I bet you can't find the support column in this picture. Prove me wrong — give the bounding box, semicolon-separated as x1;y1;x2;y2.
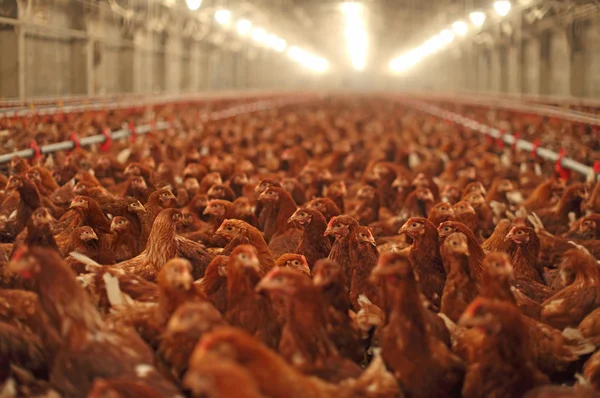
0;26;20;98
522;38;541;95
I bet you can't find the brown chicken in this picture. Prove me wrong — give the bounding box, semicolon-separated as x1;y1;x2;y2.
373;251;464;398
399;217;446;307
438;221;485;281
459;298;549;398
157;302;226;381
541;247;600;329
440;232;478;322
289;207;331;270
325;215;360;284
257;267;362;382
224;245;281;348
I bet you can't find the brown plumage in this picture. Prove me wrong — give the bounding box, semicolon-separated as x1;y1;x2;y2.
438;221;485;282
289;207;331;270
373;251;464;398
399;217;446;307
440;233;478;322
459;299;549;398
224;245;281;348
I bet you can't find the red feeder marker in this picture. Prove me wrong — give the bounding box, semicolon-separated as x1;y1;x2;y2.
593;161;600;175
554;148;571;181
531;139;541;158
129;123;137;143
30;140;42;160
100;128;112;152
70;132;81;150
512;132;521;151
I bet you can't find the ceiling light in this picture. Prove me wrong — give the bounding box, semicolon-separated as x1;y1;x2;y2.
288;46;307;62
439;29;454;45
275;38;287;52
185;0;202;11
469;11;486;27
251;27;267;43
215;9;231;25
494;1;511;17
266;34;279;48
341;3;361;15
452;21;468;36
236;19;252;35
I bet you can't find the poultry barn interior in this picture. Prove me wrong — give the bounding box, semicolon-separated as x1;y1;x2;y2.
1;0;600;397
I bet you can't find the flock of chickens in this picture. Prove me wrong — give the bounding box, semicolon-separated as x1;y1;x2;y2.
0;97;600;398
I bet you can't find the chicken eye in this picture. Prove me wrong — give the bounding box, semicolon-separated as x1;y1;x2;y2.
226;226;233;231
239;253;248;260
292;260;300;266
411;223;417;228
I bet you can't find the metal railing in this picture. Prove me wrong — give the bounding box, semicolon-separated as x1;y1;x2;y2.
402;98;598;178
0;94;310;165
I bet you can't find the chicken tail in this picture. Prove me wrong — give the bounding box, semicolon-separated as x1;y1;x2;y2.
116;148;132;164
563;328;596;356
69;251;102;272
347;349;400;398
527;212;545;231
438;312;458;335
102;272;134;308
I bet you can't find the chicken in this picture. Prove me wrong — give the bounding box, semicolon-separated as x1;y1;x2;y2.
325;215;360;284
536;184;588;235
289;207;331;270
398;218;446;307
216;219;275;270
107;258;207;347
307;197;342;223
373;251;464;397
224;245;281;348
350;185;380;225
440;232;478;322
188;327;400;398
480;252;543;320
541;247;600;329
7;246;181;397
275;253;312;278
259;186;302;258
0;176;43;242
427;202;456;227
257;267;362;382
459;298;549;398
506;225;545;284
109;215;140;262
198;255;229;314
347;226;380;310
438;221;485;281
157;302;226;381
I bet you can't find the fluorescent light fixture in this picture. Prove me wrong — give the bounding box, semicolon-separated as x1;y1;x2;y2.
236;19;252;35
341;2;361;15
251;27;267;43
215;9;231;25
469;11;486;27
494;1;511;17
344;4;367;70
439;29;454;45
452;21;468;36
266;34;279;48
185;0;202;11
288;46;307;62
275;38;287;52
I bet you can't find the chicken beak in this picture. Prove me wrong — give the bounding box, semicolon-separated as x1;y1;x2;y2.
454;241;469;256
323;226;334;237
256;269;286;294
504;227;517;242
243;256;261;272
89;230;98;240
179;273;193;290
203;206;217;216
